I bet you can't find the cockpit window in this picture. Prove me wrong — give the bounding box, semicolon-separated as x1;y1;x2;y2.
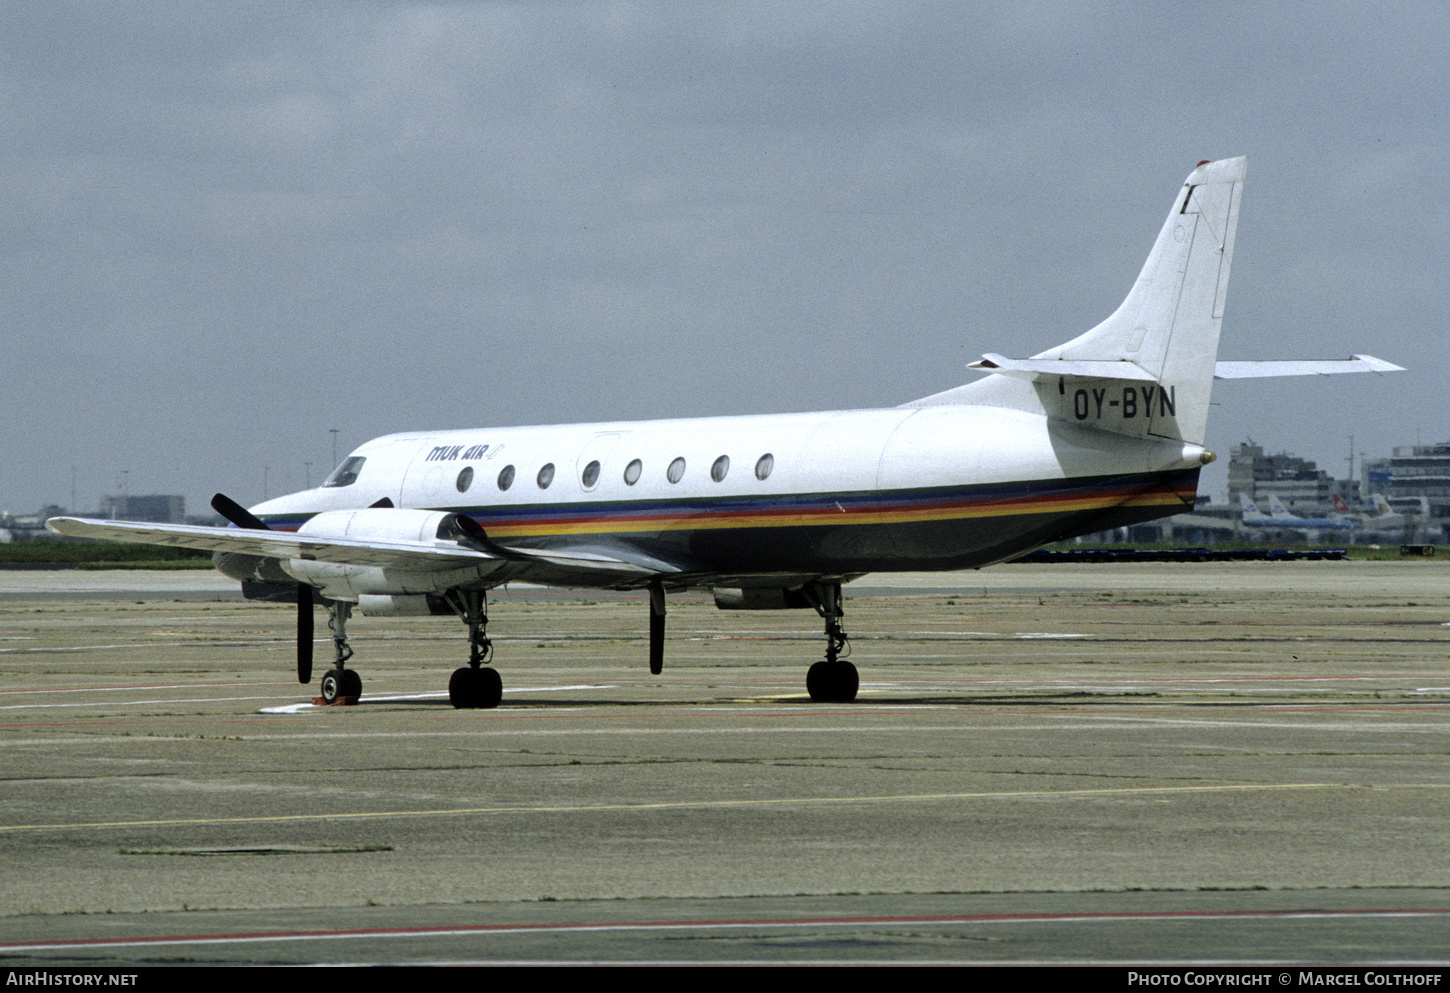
323;456;365;488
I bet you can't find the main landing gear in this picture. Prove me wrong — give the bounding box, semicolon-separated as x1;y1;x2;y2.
803;581;858;702
308;590;503;709
318;600;362;704
444;589;502;709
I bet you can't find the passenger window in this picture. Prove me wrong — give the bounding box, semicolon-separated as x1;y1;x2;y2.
667;457;686;484
755;453;774;480
582;460;601;488
323;456;365;488
497;465;515;491
537;463;555;489
456;467;474;493
711;455;730;482
624;459;642;485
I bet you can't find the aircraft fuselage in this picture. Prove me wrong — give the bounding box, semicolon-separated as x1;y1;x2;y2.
249;405;1208;586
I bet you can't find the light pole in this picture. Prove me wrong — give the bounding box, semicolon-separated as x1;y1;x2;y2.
330;429;340;469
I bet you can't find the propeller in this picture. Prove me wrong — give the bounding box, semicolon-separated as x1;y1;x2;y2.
297;581;313;683
211;492;315;685
649;584;666;676
210;492;269;531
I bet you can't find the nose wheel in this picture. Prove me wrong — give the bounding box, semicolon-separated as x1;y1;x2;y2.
317;601;361;704
320;667;362;704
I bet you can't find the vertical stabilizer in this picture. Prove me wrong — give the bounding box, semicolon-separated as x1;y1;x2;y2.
913;157;1246;446
1033;157;1244;443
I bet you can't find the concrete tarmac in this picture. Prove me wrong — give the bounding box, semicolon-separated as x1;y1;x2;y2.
1;562;1449;965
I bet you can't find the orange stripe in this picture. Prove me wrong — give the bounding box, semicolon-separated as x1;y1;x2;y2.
484;486;1193;538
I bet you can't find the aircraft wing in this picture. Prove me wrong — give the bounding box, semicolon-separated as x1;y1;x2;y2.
47;516;496;571
1213;355;1404;379
45;517;674;579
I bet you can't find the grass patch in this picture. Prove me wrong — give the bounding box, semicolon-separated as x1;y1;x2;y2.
0;542;213;568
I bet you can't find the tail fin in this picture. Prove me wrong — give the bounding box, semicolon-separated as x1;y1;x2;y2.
1239;494;1271;522
911;157;1246;446
1267;494;1295;519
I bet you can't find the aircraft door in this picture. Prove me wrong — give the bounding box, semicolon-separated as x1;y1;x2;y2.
576;432;628;493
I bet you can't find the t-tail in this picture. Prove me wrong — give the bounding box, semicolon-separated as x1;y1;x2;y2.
911;157;1247;447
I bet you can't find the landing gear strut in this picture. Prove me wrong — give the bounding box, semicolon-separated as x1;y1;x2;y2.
319;600;361;704
803;582;858;702
444;589;503;709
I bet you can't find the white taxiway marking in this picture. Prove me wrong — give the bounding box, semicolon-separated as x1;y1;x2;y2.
3;907;1445;954
0;694;300;711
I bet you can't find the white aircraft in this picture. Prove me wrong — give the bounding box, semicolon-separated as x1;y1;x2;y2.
1368;494;1415;526
1238;494;1280;527
1360;494;1443;543
48;156;1403;707
1262;493;1358;531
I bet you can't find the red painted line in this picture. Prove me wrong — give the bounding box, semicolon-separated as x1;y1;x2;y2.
3;907;1444;952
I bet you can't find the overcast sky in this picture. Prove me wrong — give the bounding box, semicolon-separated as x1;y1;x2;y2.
4;1;1446;515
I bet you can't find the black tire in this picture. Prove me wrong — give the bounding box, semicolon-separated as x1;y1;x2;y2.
320;668;345;704
806;660;858;703
806;660;829;702
449;667;477;709
478;667;503;709
340;669;362;699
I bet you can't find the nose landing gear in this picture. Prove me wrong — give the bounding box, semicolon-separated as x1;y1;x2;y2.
318;600;361;705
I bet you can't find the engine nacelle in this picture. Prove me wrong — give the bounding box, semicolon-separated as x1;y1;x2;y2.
712;588;813;610
357;594;452;616
298;508;458;545
282;508;506;598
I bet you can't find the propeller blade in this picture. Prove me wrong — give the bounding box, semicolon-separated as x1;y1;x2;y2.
369;497;395;508
297;583;313;683
649;585;665;675
211;493;270;531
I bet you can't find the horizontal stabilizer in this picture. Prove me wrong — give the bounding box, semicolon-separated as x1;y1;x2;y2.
1213;354;1405;379
967;354;1159;382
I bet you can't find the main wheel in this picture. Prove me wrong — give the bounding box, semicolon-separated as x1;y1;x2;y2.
449;666;478;709
477;666;502;709
340;669;362;699
806;660;858;703
320;668;345;704
449;666;504;709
